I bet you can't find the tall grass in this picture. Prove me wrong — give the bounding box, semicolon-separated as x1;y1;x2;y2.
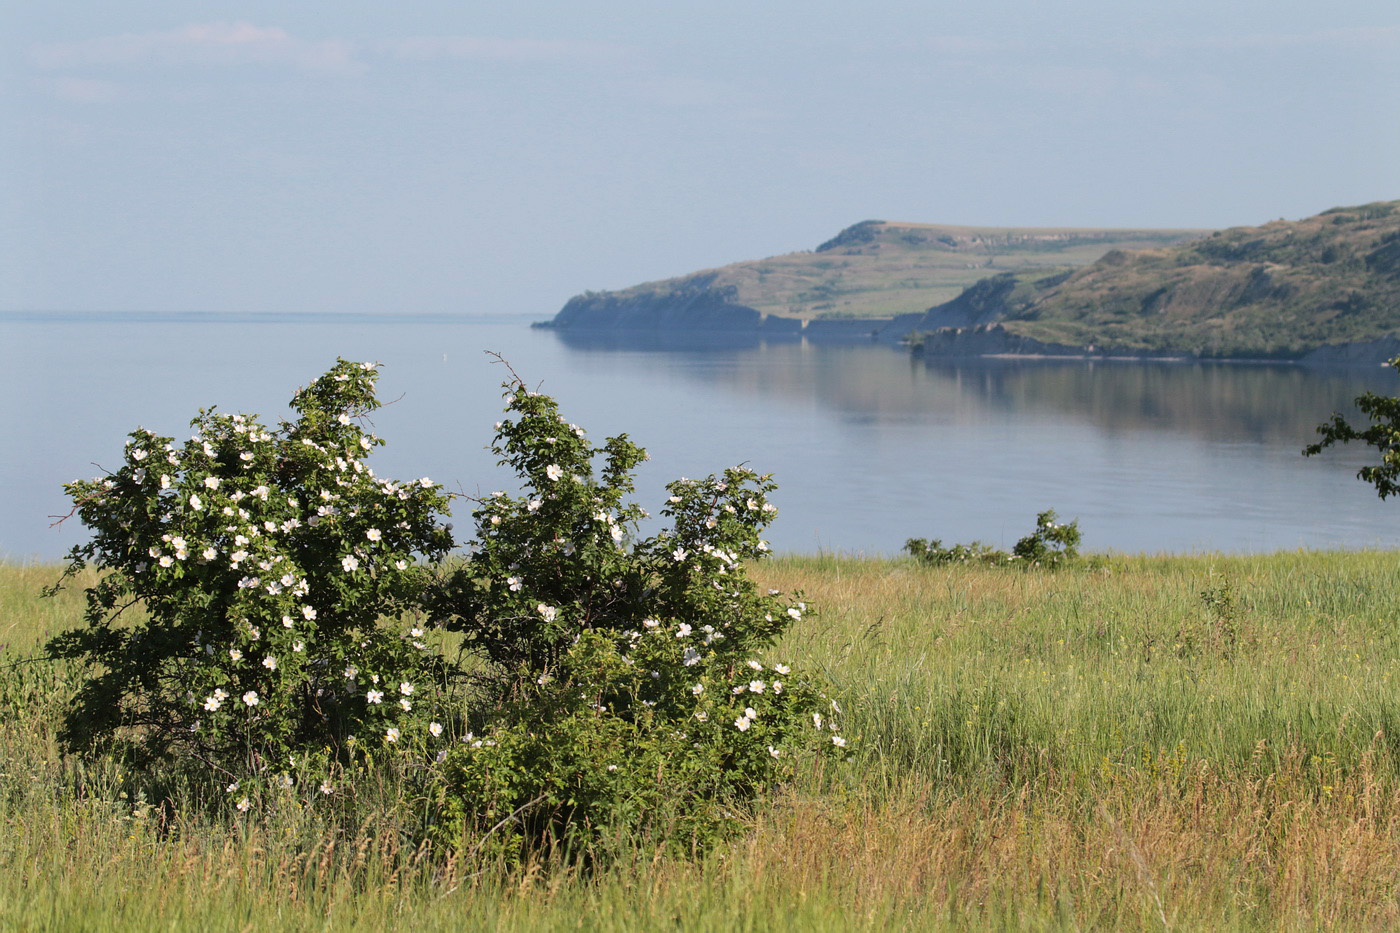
6;552;1400;929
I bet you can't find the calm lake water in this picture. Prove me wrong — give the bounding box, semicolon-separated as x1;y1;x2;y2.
3;312;1396;561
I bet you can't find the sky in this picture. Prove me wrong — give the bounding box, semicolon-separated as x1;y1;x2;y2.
4;2;1399;317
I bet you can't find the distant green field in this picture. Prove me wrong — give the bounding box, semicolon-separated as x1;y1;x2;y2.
7;550;1400;930
608;220;1207;321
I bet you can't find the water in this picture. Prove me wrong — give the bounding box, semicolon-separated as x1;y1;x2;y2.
2;312;1396;561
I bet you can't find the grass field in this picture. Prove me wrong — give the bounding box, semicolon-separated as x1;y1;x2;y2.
5;551;1400;930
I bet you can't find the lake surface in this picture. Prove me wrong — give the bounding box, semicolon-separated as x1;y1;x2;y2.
3;312;1396;561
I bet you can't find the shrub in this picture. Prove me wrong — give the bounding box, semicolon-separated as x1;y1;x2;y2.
905;509;1082;568
427;372;847;856
45;360;455;802
45;359;847;852
903;537;1004;566
1304;355;1400;499
1010;509;1082;566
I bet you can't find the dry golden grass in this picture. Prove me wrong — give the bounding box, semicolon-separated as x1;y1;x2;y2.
7;552;1400;930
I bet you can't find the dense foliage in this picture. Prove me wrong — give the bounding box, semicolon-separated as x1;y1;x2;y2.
1305;355;1400;499
45;360;845;851
428;376;844;853
45;360;454;800
906;509;1081;568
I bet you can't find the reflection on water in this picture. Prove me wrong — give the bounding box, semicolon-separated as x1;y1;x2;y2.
554;328;1394;447
3;315;1396;560
913;358;1396;446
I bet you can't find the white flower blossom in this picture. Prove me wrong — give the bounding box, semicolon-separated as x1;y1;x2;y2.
366;689;383;704
204;476;219;489
429;722;443;738
188;493;203;511
341;555;360;572
262;656;278;671
749;680;766;694
537;604;557;623
683;647;702;666
386;727;400;743
229;649;243;662
691;683;704;695
366;528;382;542
832;736;847;748
545;464;563;481
243;691;259;707
734;717;751;732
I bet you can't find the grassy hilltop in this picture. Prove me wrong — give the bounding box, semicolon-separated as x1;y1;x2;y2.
8;551;1400;929
929;200;1400;359
573;220;1207;322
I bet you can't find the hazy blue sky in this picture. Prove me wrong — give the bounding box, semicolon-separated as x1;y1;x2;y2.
4;2;1398;316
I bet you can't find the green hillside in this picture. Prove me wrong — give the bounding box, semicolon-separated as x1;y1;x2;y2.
590;221;1208;321
972;201;1400;358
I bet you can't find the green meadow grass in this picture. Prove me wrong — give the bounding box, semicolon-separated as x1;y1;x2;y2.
5;551;1400;930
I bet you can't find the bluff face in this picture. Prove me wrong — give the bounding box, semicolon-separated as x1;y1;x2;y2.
543;203;1400;364
541;220;1206;337
906;201;1400;362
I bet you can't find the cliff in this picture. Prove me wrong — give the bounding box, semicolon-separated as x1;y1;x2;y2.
904;201;1400;364
540;220;1207;334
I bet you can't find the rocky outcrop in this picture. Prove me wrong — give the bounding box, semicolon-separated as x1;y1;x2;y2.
909;325;1099;359
1299;335;1400;366
547;276;766;331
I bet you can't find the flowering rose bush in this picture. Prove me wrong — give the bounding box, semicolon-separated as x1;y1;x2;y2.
46;360;849;849
906;509;1082;568
428;376;847;854
46;360;454;799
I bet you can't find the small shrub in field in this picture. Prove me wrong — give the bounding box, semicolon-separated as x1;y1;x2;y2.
906;509;1081;568
1010;509;1081;566
903;537;1005;566
428;374;847;855
45;360;455;803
